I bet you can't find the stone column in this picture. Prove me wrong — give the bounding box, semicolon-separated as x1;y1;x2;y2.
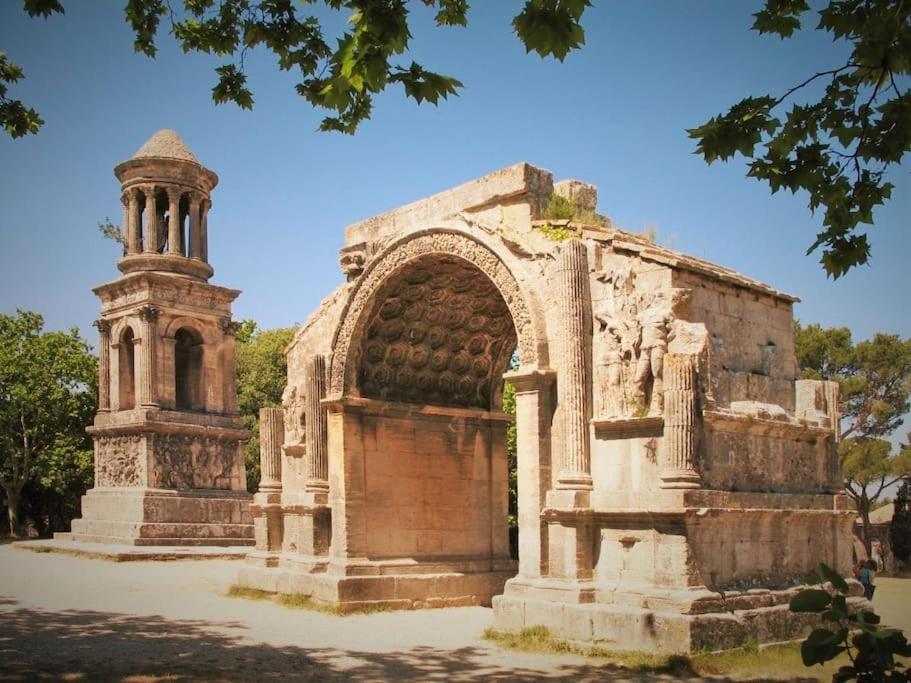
94;319;111;412
143;186;158;253
200;199;210;262
167;188;181;256
126;189;141;254
660;353;702;489
188;194;201;259
220;318;240;414
259;407;283;493
306;354;329;494
138;306;159;407
556;239;593;491
506;367;555;579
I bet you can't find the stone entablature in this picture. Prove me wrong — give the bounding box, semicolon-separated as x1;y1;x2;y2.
237;161;855;650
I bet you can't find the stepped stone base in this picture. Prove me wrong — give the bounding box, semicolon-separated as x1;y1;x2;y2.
70;487;254;547
493;577;867;653
15;538;249;561
237;555;516;611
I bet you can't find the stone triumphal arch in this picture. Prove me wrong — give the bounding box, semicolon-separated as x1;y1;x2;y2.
238;162;856;651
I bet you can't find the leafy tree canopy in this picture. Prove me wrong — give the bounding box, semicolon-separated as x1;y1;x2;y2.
689;0;911;278
235;320;297;492
0;309;96;535
794;320;911;555
3;0;590;137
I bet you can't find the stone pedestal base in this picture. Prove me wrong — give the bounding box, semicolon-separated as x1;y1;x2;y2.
70;487;254;546
493;577;866;653
237;557;517;612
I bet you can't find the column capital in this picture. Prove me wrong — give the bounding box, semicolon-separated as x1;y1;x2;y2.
220;318;242;336
93;319;111;335
165;185;183;202
138;306;160;324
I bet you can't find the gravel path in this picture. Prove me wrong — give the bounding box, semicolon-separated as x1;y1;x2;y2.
0;545;660;682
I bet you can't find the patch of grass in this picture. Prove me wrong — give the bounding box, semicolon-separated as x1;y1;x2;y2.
227;584;394;616
481;626;696;675
226;585;273;601
483;626;851;679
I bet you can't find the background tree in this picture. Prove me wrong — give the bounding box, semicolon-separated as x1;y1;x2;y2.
690;0;911;278
840;436;911;556
0;309;96;536
794;321;911;554
891;474;911;567
235;320;297;493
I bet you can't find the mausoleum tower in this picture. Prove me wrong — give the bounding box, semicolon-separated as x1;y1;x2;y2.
69;130;254;546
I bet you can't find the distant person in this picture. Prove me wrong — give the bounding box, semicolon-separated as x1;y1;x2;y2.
858;560;876;600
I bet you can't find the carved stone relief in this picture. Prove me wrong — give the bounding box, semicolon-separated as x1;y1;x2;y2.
149;433;239;490
593;261;690;418
96;436;143;487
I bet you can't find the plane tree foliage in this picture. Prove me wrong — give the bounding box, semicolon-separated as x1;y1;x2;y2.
689;0;911;278
4;0;590;137
0;310;96;537
794;321;911;555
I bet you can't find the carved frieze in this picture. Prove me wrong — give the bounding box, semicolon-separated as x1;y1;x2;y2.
149;433;240;490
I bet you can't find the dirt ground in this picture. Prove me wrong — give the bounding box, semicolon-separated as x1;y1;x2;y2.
0;545;673;682
1;544;909;682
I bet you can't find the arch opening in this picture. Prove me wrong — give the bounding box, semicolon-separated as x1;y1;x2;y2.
118;327;136;409
174;327;204;410
351;254;520;565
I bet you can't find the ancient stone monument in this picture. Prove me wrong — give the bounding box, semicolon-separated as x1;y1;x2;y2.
237;162;854;651
70;130;253;546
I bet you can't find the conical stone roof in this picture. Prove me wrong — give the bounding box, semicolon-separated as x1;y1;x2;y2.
131;129;199;164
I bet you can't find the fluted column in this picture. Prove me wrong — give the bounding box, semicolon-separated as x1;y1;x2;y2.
660;353;701;489
167;188;181;256
200;199;209;262
259;407;284;494
126;189;141;254
138;306;159;407
143;186;158;253
306;354;328;493
556;239;593;490
188;193;201;259
94;319;111;412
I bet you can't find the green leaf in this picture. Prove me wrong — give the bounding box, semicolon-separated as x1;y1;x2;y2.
23;0;64;19
818;562;849;593
790;589;832;613
513;0;591;62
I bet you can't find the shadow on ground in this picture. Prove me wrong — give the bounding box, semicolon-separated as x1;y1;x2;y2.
0;597;661;682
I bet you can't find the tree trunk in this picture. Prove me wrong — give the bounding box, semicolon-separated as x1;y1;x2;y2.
4;486;21;538
860;493;873;559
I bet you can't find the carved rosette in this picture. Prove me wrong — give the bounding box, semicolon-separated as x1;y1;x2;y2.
329;230;539;398
259;407;284;493
660;353;701;489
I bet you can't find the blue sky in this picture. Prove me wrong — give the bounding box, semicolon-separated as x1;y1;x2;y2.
1;3;907;351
